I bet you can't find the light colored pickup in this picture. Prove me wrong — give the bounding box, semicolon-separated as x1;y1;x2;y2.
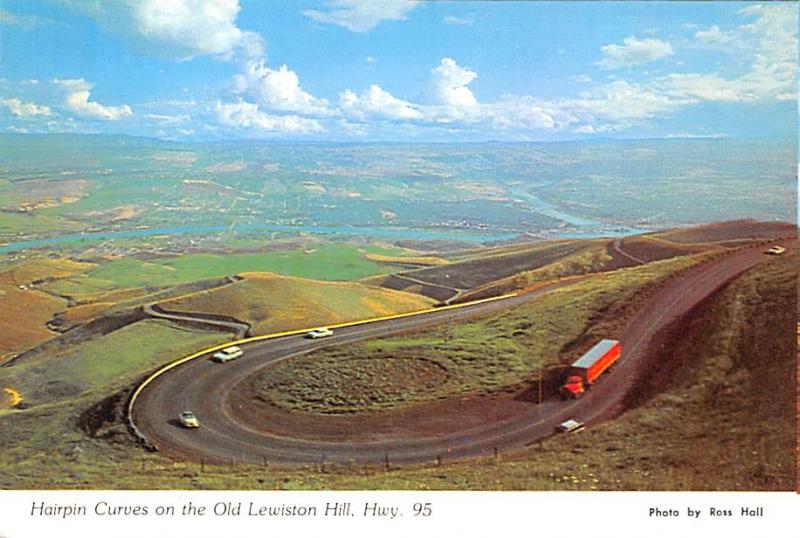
305;327;333;339
556;419;585;433
765;246;786;255
212;346;243;363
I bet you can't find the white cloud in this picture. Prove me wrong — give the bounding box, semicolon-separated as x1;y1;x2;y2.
232;62;330;115
670;5;798;103
597;36;674;69
658;73;741;102
340;58;571;133
64;0;261;61
737;4;797;101
54;79;133;121
365;56;377;64
340;59;482;124
303;0;419;33
694;25;733;45
425;58;478;109
145;113;190;126
215;100;323;133
484;97;560;131
573;125;597;135
339;85;422;121
571;80;684;122
443;15;473;26
0;97;52;117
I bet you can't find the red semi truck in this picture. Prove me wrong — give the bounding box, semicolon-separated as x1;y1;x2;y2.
559;339;620;399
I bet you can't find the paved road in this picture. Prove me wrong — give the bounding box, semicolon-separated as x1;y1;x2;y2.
143;304;251;339
132;244;787;465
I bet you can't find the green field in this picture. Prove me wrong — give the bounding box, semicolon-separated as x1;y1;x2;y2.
44;243;404;298
0;212;81;239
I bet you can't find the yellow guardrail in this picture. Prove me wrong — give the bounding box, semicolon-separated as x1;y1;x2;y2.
126;292;518;449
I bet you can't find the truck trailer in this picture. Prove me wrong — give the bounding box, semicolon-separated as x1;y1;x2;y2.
559;339;620;399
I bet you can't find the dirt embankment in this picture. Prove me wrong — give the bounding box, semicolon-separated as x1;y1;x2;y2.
654;219;796;244
400;241;590;291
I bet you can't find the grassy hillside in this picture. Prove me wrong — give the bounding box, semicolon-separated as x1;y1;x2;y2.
0;321;225;409
43;243;402;301
0;258;95;360
159;272;435;334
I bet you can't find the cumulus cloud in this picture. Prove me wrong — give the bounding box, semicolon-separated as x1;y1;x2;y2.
303;0;420;32
484;98;560;131
339;58;567;133
667;4;798;104
71;2;327;132
232;62;330;116
572;80;684;122
658;73;741;102
339;58;481;124
597;36;674;69
215;100;323;133
425;58;478;109
0;97;52;117
340;85;422;121
63;0;262;60
737;4;797;100
54;79;133;120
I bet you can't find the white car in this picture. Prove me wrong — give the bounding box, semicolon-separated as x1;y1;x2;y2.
765;246;786;255
555;419;585;433
305;327;333;339
212;346;243;363
179;411;199;428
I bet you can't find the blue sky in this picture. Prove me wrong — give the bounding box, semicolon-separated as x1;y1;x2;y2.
0;1;796;141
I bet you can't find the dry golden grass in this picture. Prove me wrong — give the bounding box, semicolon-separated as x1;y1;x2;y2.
0;258;94;285
159;272;436;335
0;288;66;359
0;258;95;360
364;253;449;266
57;302;117;326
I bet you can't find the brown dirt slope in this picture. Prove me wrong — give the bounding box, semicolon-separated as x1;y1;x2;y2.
654;219;795;244
614;236;713;263
391;240;596;291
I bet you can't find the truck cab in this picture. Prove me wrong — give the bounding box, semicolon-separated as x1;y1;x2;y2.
560;375;585;399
